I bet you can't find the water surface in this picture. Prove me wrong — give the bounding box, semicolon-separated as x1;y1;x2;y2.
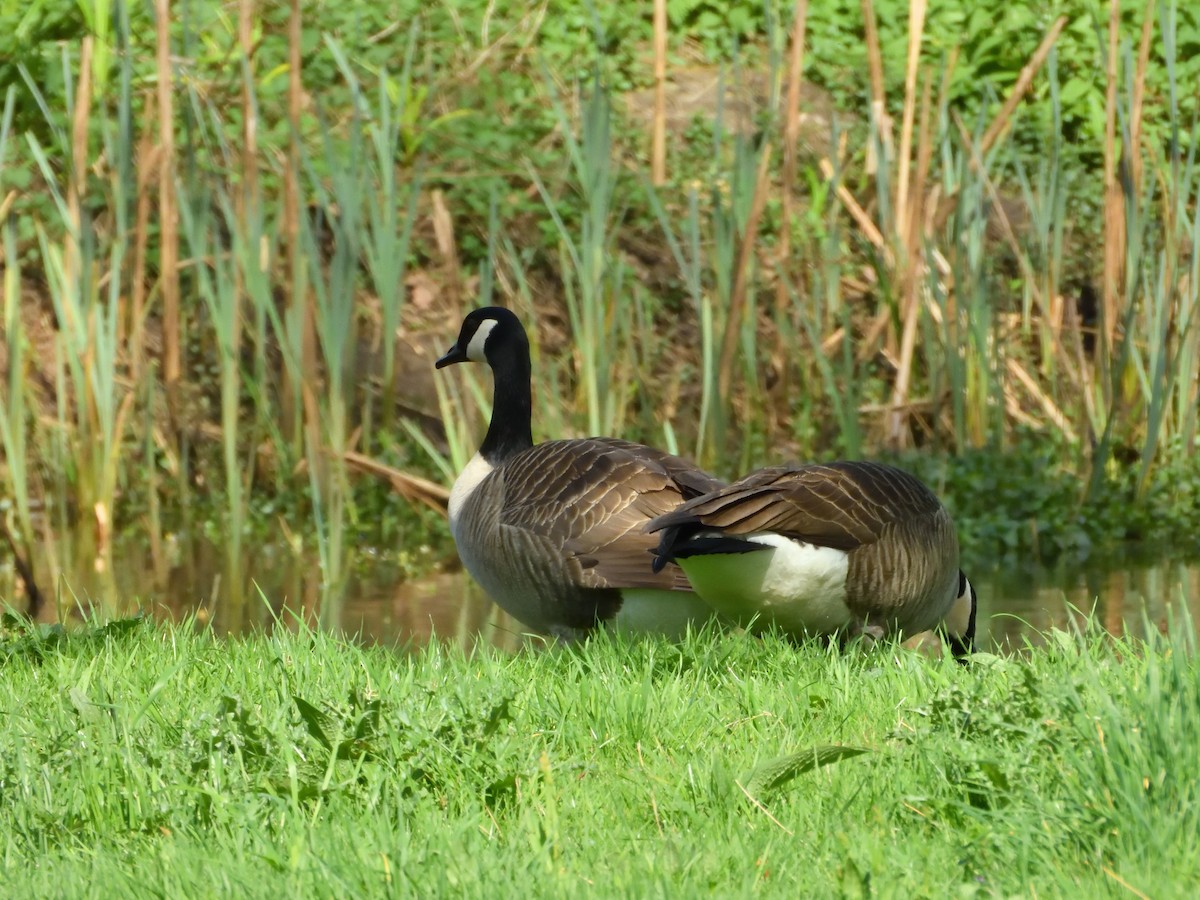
4;537;1197;652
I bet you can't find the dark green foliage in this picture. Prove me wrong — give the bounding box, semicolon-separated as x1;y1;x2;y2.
899;436;1200;565
896;660;1074;816
0;611;147;666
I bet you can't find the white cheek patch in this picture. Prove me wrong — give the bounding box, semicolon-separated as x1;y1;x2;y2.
465;318;498;362
944;581;975;638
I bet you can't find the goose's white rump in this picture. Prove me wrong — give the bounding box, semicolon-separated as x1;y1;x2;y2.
678;533;853;635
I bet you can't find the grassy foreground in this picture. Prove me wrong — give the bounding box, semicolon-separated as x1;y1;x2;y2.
1;615;1197;898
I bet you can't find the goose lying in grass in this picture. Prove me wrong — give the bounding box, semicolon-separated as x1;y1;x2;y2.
435;306;724;641
648;460;977;659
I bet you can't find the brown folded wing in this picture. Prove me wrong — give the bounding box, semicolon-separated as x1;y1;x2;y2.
496;438;724;592
649;461;945;552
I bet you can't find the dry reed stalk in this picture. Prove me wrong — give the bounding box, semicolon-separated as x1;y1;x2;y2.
978;17;1068;158
338;449;450;514
94;389;137;574
1102;576;1126;639
284;0;301;270
922;47;959;279
1006;357;1077;441
651;0;668;186
859;397;935;415
431;189;461;303
1129;0;1155;197
233;0;255;408
283;0;314;445
65;36;93;326
818;158;887;251
1102;0;1124;362
1049;292;1064;332
300;568;321;631
238;0;258;216
821;327;845;354
1001;385;1043;430
130;90;159;381
818;151;891;366
771;0;810;430
894;0;927;248
822;36;908;363
885;71;934;447
146;502;167;590
859;0;891;175
154;0;180;389
949;111;1083;393
906;73;933;264
884;78;927;447
301;375;324;505
68;38;102;480
931;16;1066;237
716;141;773;408
858;307;893;366
1129;4;1164;435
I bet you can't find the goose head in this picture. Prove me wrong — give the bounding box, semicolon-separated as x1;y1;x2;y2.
943;570;978;661
436;306;527;370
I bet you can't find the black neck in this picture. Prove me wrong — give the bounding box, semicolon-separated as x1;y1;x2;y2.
478;335;534;464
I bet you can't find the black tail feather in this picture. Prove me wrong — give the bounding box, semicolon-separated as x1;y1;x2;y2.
652;525;767;573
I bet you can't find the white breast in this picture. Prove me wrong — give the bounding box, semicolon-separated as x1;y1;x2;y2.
677;532;853;636
448;452;495;533
447;452;553;630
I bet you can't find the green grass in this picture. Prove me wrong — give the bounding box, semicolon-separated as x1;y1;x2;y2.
1;612;1197;897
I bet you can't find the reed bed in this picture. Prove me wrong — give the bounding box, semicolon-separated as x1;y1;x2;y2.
1;1;1199;608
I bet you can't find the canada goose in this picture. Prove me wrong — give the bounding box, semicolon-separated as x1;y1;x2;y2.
647;461;978;659
434;306;725;641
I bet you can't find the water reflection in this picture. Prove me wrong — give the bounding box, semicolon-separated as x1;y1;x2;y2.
1;535;522;653
1;536;1196;652
973;552;1200;652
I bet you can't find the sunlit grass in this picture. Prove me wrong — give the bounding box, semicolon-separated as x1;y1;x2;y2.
0;612;1195;896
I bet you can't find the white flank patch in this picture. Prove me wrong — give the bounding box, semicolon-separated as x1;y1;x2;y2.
465;318;498;362
610;588;718;640
448;452;495;532
678;532;853;636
